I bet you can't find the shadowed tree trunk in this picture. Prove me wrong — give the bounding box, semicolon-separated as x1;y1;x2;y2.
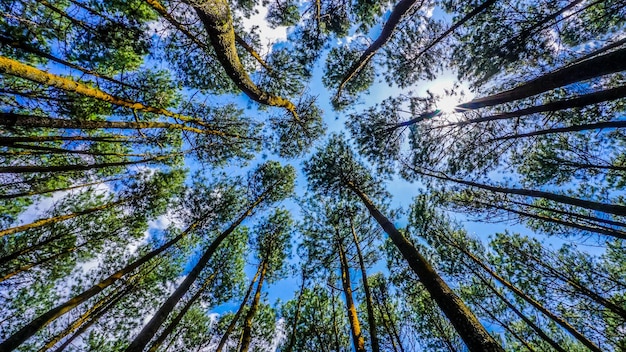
283;270;307;352
492;120;626;141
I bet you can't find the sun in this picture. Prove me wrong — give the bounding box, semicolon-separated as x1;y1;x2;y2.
436;94;460;114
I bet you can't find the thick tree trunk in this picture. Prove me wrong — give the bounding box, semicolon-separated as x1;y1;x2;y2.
0;216;205;351
147;272;218;352
457;47;626;110
239;260;268;352
335;0;420;100
349;220;380;352
416;169;626;217
124;187;273;352
0;55;210;127
337;238;366;352
450;240;601;352
192;1;298;119
346;182;504;352
215;264;263;352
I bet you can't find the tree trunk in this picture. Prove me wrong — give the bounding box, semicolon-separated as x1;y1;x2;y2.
0;112;225;136
337;237;366;352
472;299;537;352
471;271;567;352
0;198;127;238
416;168;626;217
0;177;120;200
438;84;626;129
0;153;178;174
124;186;273;352
238;260;268;352
0;135;132;144
493;120;626;141
215;263;263;352
0;55;210;127
192;1;298;119
0;216;205;351
449;239;601;352
346;181;504;352
413;0;497;60
457;47;626;110
335;0;420;100
349;219;380;352
283;270;306;352
147;272;218;352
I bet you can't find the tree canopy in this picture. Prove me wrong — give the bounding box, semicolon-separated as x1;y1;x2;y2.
1;0;625;351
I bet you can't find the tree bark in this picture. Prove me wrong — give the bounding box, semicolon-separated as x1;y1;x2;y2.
124;186;273;352
346;181;504;352
192;1;298;120
337;237;366;352
215;264;263;352
283;270;307;352
457;47;626;110
239;260;268;352
349;219;380;352
493;120;626;141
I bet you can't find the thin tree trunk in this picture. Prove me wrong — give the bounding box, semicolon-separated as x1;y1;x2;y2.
147;272;218;352
473;299;537;352
337;237;366;352
330;285;342;352
510;198;626;229
374;286;404;352
335;0;420;100
0;198;127;238
0;33;138;89
283;270;307;352
0;153;178;174
3;142;143;157
346;181;504;352
124;186;275;352
0;216;205;351
471;198;626;239
0;55;213;127
215;264;263;352
457;47;626;110
375;282;405;352
238;260;268;352
192;1;298;120
415;168;626;217
0;135;132;144
471;271;567;352
450;239;601;352
493;120;626;141
349;219;380;352
0;177;120;200
0;112;230;136
413;0;497;60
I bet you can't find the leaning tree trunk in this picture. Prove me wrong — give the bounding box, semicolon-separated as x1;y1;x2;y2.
239;260;268;352
346;181;504;352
